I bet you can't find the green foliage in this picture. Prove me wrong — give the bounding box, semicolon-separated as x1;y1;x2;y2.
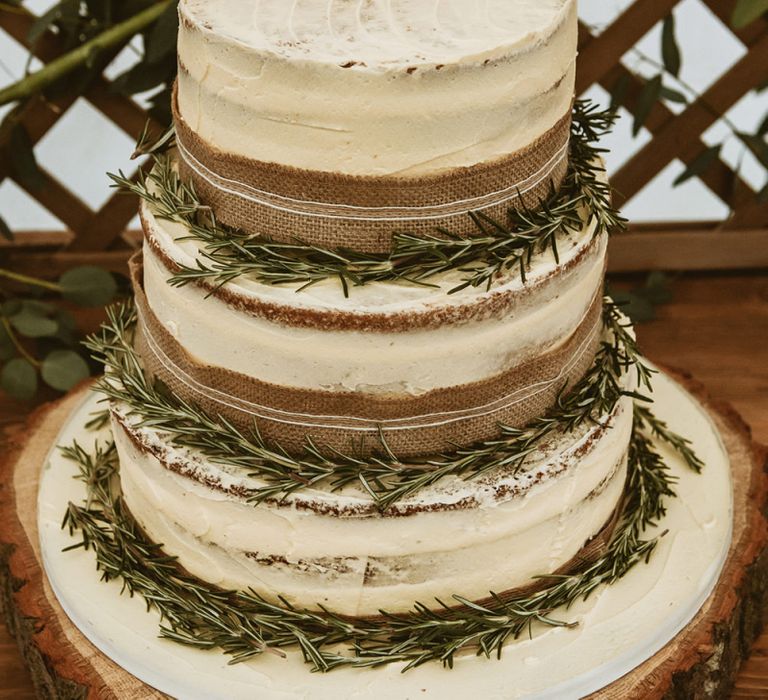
673;145;722;186
0;215;12;241
632;75;662;136
41;349;90;391
731;0;768;28
9;301;60;338
1;358;38;400
661;15;681;78
0;267;119;400
609;10;768;200
609;272;674;323
8;123;44;191
60;266;119;306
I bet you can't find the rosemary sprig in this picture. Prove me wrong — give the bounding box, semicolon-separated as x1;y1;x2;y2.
633;403;704;473
109;101;626;296
60;403;698;672
87;300;649;510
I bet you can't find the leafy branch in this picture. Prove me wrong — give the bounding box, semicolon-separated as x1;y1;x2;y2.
0;267;118;399
607;9;768;200
0;1;174;106
60;399;699;671
111;101;626;296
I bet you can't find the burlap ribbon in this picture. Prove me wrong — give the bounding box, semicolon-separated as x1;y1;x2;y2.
173;84;571;254
130;254;603;457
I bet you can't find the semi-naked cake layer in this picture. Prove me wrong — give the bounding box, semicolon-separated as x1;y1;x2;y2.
111;394;633;617
176;0;577;176
174;0;578;251
138;195;606;456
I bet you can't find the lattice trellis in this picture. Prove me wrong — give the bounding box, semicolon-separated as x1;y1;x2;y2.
0;0;767;278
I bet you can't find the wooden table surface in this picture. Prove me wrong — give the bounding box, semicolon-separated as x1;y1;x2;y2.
1;271;766;699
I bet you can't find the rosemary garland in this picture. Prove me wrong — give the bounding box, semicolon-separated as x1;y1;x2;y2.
88;300;651;510
110;101;625;296
60;400;698;672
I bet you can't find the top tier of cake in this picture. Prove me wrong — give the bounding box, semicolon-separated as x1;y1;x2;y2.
177;0;577;176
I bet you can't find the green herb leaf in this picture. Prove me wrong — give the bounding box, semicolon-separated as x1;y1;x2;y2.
659;85;687;104
0;215;12;241
10;302;59;338
737;131;768;169
53;309;79;346
731;0;768;28
8;124;44;191
59;266;118;307
1;358;38;400
27;0;80;48
41;349;90;391
661;15;681;77
143;1;179;64
758;113;768;136
610;290;657;322
0;323;15;362
673;145;721;186
609;73;631;110
2;300;22;317
633;75;662;136
111;58;175;96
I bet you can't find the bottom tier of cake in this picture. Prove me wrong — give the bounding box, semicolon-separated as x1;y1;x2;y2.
37;371;734;699
109;393;632;617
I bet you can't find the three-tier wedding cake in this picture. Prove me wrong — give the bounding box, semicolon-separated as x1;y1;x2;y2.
53;0;729;692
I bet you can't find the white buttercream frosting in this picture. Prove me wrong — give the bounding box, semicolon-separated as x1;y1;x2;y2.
142;199;605;394
112;396;633;615
176;0;577;174
39;373;733;699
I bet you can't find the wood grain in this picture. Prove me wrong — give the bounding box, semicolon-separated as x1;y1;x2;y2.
0;272;766;697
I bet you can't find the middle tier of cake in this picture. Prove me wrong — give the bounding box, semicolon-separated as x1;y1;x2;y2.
137;188;606;458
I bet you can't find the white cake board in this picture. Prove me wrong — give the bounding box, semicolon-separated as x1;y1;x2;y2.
37;370;732;700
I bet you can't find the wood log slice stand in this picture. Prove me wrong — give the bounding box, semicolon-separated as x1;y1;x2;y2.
1;370;766;700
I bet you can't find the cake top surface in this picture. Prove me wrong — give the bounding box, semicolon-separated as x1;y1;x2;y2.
179;0;571;70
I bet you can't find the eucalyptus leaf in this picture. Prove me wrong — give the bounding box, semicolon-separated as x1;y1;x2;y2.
59;266;118;307
673;145;721;186
0;323;15;362
1;358;38;401
2;300;22;317
41;349;90;391
10;302;59;338
731;0;768;28
23;300;56;315
53;309;78;345
610;291;657;323
661;15;681;77
643;271;674;305
633;75;662;136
